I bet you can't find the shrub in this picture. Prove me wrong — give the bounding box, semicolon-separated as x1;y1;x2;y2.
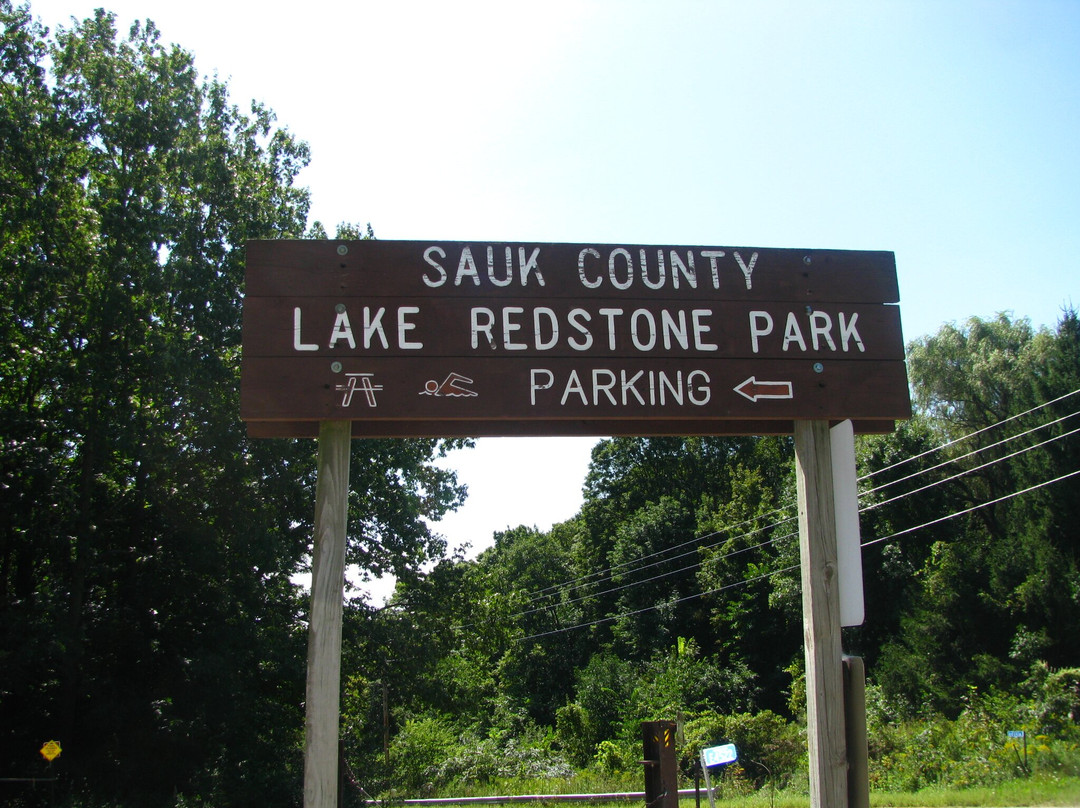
388;715;461;793
435;735;574;786
682;710;804;789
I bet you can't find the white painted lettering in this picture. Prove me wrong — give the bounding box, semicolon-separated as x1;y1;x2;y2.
561;369;588;405
809;311;837;351
659;371;683;405
608;248;633;290
397;307;423;349
455;247;481;286
700;250;726;289
529;367;713;409
518;247;545;286
502;306;527;350
598;308;624;350
692;309;719;351
422;246;447;287
631;309;657;351
577;248;602;289
293;307;319;351
749;310;773;354
641;249;666;290
568;309;594;351
530;369;554;405
783;312;807;351
487;246;513;287
533;307;559;350
621;370;647;405
670;250;697;289
661;310;689;350
593;369;618;405
734;250;758;290
688;370;711;405
839;312;865;352
363;307;388;349
470;307;496;349
330;310;356;349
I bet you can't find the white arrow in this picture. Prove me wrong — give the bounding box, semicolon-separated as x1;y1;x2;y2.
734;376;794;402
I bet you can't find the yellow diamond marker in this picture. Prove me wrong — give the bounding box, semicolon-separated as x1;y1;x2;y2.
40;740;61;761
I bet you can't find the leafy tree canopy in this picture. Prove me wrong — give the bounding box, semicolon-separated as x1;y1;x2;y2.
0;4;465;804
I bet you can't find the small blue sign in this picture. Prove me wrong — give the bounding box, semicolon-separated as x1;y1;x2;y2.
702;743;738;767
1007;730;1025;739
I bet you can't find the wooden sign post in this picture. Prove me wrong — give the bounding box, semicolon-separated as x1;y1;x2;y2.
795;420;847;808
240;239;910;808
303;420;351;808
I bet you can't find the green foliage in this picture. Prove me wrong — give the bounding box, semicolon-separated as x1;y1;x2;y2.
385;716;572;795
574;650;638;751
635;639;754;720
434;734;573;787
555;702;594;769
4;10;1079;797
866;312;1080;714
869;776;1080;808
351;310;1079;802
1026;662;1080;735
388;715;461;793
866;685;1064;791
0;5;464;805
592;738;638;777
682;710;804;789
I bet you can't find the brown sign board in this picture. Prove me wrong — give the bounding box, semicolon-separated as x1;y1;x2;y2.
241;240;910;437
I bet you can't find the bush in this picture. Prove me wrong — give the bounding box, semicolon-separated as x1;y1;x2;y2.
1026;663;1080;735
592;738;639;776
388;715;461;793
436;735;574;786
866;685;1080;791
555;702;594;768
682;710;804;789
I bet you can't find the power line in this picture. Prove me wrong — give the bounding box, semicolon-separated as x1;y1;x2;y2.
858;388;1080;482
508;527;800;623
517;563;801;643
863;408;1080;499
523;510;798;608
498;407;1080;632
503;400;1080;640
522;506;797;606
444;389;1080;634
861;467;1080;549
521;390;1080;610
861;423;1080;513
515;465;1080;642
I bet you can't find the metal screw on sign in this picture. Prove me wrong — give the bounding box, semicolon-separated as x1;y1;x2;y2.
813;362;824;373
40;740;61;761
330;362;343;373
336;244;348;256
803;255;812;265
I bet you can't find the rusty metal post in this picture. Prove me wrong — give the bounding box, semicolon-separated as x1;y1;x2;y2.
642;721;679;808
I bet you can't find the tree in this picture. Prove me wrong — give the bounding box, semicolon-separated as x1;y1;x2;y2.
0;7;464;804
870;312;1080;712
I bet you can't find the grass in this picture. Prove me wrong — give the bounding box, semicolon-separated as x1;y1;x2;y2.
673;775;1080;808
410;775;1080;808
869;774;1080;806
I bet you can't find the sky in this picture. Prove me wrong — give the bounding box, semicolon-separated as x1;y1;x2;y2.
25;0;1080;601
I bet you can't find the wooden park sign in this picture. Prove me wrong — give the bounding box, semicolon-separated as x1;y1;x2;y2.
240;239;910;436
240;239;910;808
